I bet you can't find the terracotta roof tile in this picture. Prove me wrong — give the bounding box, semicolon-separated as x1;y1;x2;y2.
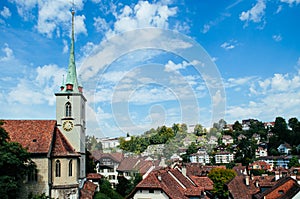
91;151;124;162
127;167;208;199
86;173;102;180
51;128;79;157
2;120;56;154
80;181;97;199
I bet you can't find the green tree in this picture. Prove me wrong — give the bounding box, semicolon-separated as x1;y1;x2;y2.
0;121;35;199
273;117;290;142
232;121;242;132
86;149;96;173
96;178;122;199
116;175;133;197
208;168;236;199
288;156;300;168
194;124;204;136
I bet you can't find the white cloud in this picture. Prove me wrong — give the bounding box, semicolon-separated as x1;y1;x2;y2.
239;0;266;26
62;40;68;54
10;0;86;37
104;0;178;38
220;40;239;50
164;60;201;72
94;17;109;33
226;76;256;88
276;5;283;14
1;6;11;18
0;43;14;61
8;64;65;106
272;34;282;42
280;0;300;6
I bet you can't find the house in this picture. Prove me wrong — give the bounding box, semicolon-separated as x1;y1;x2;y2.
252;133;261;144
237;134;247;141
232;163;247;176
189;148;210;165
227;174;276;199
98;137;120;153
207;135;218;145
222;135;233;145
248;161;272;172
1;10;89;199
255;143;268;158
117;157;159;180
214;151;234;164
93;152;123;188
277;143;292;155
126;167;211;199
253;177;300;199
185;163;225;177
259;156;292;169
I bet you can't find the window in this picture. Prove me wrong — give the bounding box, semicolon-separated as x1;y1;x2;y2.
69;160;73;176
28;169;38;182
55;160;61;177
149;190;154;193
65;102;72;117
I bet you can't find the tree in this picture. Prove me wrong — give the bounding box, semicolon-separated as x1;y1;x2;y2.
116;175;133;197
288;156;300;168
96;178;122;199
194;124;204;136
273;117;289;142
232;121;242;132
208;168;236;199
0;121;35;199
86;149;96;173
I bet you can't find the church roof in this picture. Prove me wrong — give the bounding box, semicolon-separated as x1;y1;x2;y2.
2;120;56;154
51;128;79;157
2;120;79;157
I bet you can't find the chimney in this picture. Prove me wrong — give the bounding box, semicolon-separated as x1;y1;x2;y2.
255;180;259;187
157;175;162;181
245;175;250;186
182;166;187;177
275;171;280;181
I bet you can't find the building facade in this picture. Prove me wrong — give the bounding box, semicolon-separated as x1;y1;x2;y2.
2;9;87;199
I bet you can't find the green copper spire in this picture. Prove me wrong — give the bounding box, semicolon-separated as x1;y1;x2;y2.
65;9;79;93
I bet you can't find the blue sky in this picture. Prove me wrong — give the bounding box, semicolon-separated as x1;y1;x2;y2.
1;0;300;138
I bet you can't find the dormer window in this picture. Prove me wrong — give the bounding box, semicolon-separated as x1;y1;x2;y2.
65;102;72;117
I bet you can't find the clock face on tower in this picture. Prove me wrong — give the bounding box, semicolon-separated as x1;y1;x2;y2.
63;120;73;131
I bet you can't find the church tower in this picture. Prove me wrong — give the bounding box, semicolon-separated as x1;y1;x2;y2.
55;9;86;179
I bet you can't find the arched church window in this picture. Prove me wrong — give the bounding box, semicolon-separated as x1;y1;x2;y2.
69;160;73;176
55;160;61;177
65;102;72;117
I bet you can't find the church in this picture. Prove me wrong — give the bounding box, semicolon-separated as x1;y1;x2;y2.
2;9;88;199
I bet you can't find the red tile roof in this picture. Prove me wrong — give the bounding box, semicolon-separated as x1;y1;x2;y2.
80;180;97;199
51;129;79;157
2;120;56;154
91;151;124;163
127;167;207;199
254;177;300;199
86;173;102;180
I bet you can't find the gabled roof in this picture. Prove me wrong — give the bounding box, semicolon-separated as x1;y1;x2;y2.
92;151;124;163
51;128;79;157
254;177;300;199
2;119;78;157
2;120;56;154
127;167;208;199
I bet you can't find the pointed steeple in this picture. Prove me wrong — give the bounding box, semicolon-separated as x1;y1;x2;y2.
65;9;80;93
